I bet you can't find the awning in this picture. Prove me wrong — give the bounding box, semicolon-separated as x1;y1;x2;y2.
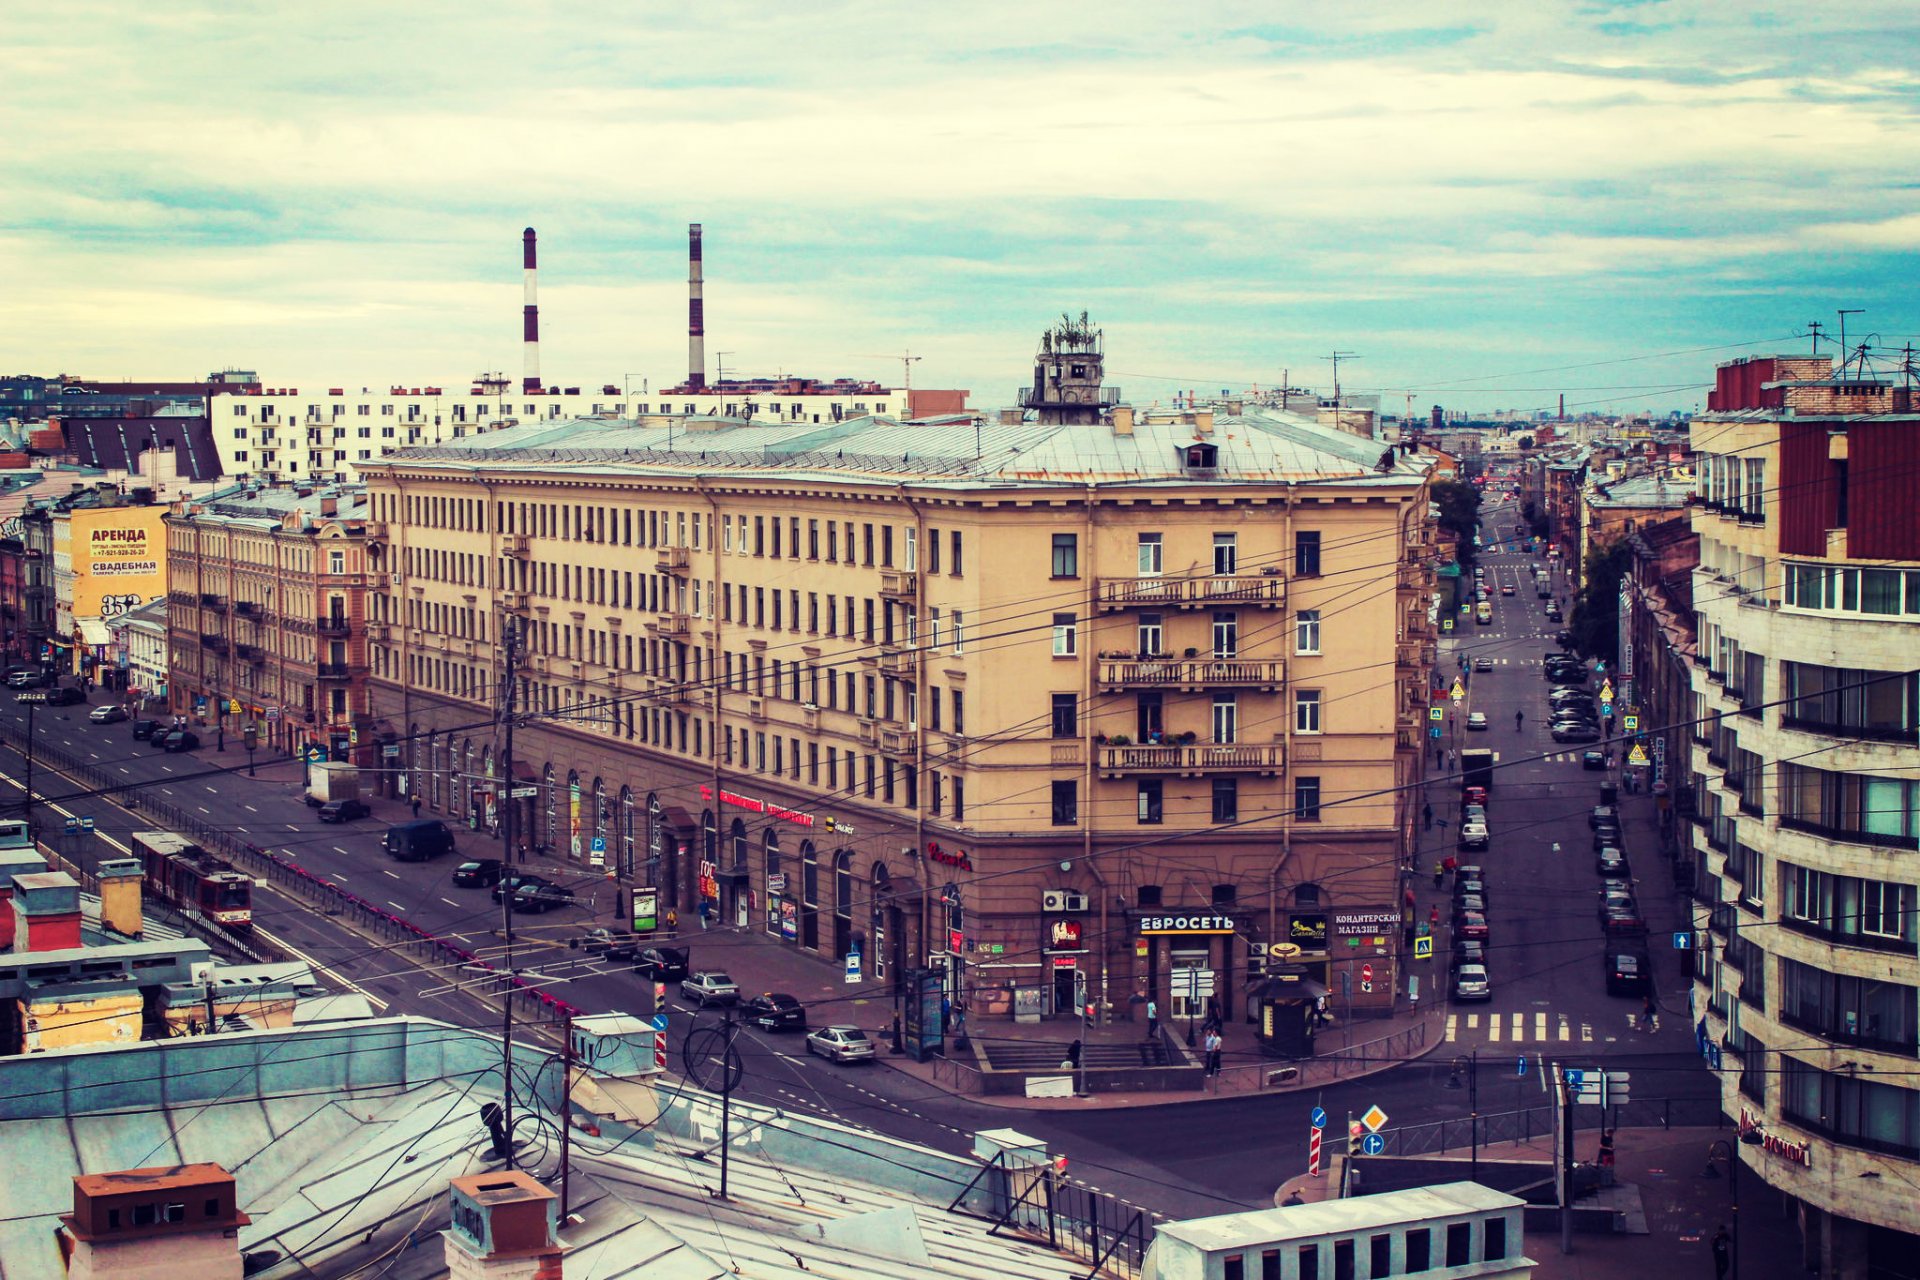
77;619;111;648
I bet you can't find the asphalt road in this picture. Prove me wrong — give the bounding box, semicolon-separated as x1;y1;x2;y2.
0;495;1721;1222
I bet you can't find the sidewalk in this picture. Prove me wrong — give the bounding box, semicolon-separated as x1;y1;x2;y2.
1276;1127;1802;1280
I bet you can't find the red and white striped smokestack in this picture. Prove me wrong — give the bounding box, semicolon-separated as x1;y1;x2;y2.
687;223;706;391
522;227;542;394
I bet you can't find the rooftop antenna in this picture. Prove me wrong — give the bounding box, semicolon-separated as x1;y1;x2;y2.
1324;350;1359;417
715;352;735;389
1837;310;1864;376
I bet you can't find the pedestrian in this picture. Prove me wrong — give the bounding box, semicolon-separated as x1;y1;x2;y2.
1205;995;1221;1030
1428;905;1441;929
1642;994;1658;1032
1403;885;1417;913
1203;1027;1222;1076
1434;861;1445;889
665;907;678;938
1423;802;1433;830
1598;1129;1615;1168
1314;995;1330;1027
1146;998;1159;1039
411;794;422;819
1711;1225;1731;1280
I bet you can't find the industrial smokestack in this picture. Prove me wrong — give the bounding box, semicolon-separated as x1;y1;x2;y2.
687;223;706;390
522;227;542;394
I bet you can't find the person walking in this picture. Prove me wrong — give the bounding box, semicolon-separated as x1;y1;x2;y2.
1203;1027;1222;1076
1641;994;1659;1032
1515;709;1525;732
1423;801;1433;830
1598;1129;1615;1169
1711;1225;1731;1280
1145;998;1159;1039
411;794;422;819
1434;860;1445;889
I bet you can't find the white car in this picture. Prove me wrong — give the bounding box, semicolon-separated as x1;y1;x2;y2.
1458;820;1490;850
1452;964;1491;1002
806;1025;878;1063
1466;712;1488;731
678;971;740;1007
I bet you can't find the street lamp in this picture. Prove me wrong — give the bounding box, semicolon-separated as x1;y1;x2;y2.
1703;1138;1738;1280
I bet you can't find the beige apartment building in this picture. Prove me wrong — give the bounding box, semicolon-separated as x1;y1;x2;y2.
362;339;1435;1027
165;485;377;763
1688;354;1920;1280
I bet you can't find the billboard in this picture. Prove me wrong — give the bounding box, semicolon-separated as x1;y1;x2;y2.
72;506;167;622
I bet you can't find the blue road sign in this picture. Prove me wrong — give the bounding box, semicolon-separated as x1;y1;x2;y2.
1361;1133;1386;1156
1564;1068;1586;1089
1430;726;1442;740
1310;1106;1328;1129
1673;931;1693;950
1600;702;1614;716
649;1013;669;1031
81;816;94;832
63;817;76;833
1517;1056;1528;1077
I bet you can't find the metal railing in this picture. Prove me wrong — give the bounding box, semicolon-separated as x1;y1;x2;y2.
1378;1094;1725;1157
1213;1009;1440;1094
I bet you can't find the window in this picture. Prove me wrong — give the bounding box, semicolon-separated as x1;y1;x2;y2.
1779;764;1920;848
1211;611;1238;658
1051;533;1079;578
1295;690;1323;734
1298;1245;1321;1280
1370;1234;1392;1278
1295;531;1322;576
1333;1238;1355;1280
1213;532;1237;575
1404;1228;1431;1273
1445;1223;1472;1268
1778;956;1918;1055
1295;776;1322;820
1212;778;1238;823
1137;532;1163;576
952;689;965;734
950;530;963;576
1782;1057;1920;1158
1051;693;1078;738
1296;609;1321;654
951;610;964;654
1052;775;1082;825
1137;780;1163;824
1138;613;1164;656
1211;694;1238;743
1053;612;1078;656
1782;662;1919;741
926;527;939;573
328;550;345;574
1483;1217;1507;1262
1261;1250;1281;1280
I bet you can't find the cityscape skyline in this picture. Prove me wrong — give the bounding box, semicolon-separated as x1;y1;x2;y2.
7;2;1918;415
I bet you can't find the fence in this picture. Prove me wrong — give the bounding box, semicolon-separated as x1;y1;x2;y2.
1379;1094;1727;1157
1212;1009;1441;1094
5;722;577;1040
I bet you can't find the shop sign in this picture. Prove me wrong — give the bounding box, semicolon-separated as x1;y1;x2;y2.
1139;913;1239;935
1289;913;1329;947
824;815;857;836
1330;907;1399;939
1739;1108;1813;1168
926;841;974;871
1052;956;1078;969
698;783;816;828
1046;918;1086;952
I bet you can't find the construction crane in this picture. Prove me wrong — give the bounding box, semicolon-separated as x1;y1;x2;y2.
857;350;923;394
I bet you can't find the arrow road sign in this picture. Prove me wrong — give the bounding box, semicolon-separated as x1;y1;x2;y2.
1361;1133;1386;1156
1311;1106;1329;1129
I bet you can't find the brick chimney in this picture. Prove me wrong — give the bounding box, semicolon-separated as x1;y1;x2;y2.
97;857;144;938
0;845;48;940
444;1170;564;1280
58;1163;249;1280
13;869;82;952
320;496;338;517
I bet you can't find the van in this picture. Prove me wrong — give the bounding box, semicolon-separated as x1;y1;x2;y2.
1474;602;1492;625
384;819;457;862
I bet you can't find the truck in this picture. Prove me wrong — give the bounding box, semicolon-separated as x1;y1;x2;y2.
1459;748;1495;794
305;760;361;808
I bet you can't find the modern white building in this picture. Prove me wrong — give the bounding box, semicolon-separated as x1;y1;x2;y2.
107;597;168;708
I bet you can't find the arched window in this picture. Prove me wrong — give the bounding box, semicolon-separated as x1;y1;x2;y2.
1293;883;1322;907
543;764;556;854
834;849;854;959
566;770;580;860
481;747;495;833
800;840;820;949
730;819;748;873
764;829;783;938
619;786;635;878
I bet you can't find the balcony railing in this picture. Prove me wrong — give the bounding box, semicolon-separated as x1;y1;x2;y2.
316;615;351;637
500;533;531;560
655;611;691;639
1096;657;1285;691
879;571;917;600
234;600;264;620
1096;573;1286;611
656;545;690;573
879;727;917;758
200;634;228;653
316;663;356;679
1097;741;1284;777
199;593;226;611
236;642;265;663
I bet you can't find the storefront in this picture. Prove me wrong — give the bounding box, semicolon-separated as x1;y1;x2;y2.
1136;910;1246;1028
1043;917;1089;1016
1327;906;1400;1015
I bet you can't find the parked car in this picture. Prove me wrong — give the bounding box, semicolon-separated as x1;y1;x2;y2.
743;992;808;1031
1552;723;1601;743
635;947;690;982
1453;877;1490;906
1461;786;1488;808
1604;949;1652;996
1461;804;1487;826
1452;894;1487;919
44;686;85;706
1589;806;1618;829
131;718;165;740
452;858;504;888
806;1025;877;1063
1544;604;1562;621
1450;939;1489;972
1466;712;1488;731
1602;910;1649;939
1452;964;1492;1002
511;878;576;913
88;704;128;724
679;971;740;1007
492;872;548;903
1592;821;1623;848
161;729;200;752
1596;847;1630;877
1597;889;1638;924
1581;751;1607;770
316;797;370;823
1455;911;1491;941
1457;820;1489;851
5;669;49;688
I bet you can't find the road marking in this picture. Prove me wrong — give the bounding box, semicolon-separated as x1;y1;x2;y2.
205;785;217;793
198;806;211;814
119;768;130;775
383;870;401;879
1535;1012;1547;1039
245;804;258;813
89;751;99;759
160;765;174;773
1445;1015;1457;1041
442;897;460;907
236;826;248;833
331;872;349;881
1489;1017;1501;1042
162;787;174;795
388;901;408;912
287;824;300;831
334;847;351;855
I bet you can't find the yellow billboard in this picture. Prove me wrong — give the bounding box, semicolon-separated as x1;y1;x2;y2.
72;506;168;621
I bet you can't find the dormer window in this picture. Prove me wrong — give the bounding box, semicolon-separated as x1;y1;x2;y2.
1183;442;1218;470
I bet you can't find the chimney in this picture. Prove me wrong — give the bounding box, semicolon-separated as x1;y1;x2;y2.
320;496;338;518
59;1163;249;1280
1193;409;1214;436
97;857;144;939
0;843;49;941
13;870;82;952
444;1170;564;1280
687;222;707;391
522;227;542;395
1111;405;1135;437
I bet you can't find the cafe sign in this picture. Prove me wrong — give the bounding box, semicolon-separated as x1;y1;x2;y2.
1289;912;1329;948
1046;918;1086;952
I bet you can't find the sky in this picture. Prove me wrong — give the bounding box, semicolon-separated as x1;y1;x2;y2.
4;0;1918;416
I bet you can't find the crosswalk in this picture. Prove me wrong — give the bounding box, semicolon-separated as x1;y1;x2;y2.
1445;1011;1595;1044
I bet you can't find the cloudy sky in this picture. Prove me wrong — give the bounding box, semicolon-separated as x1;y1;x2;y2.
6;1;1917;414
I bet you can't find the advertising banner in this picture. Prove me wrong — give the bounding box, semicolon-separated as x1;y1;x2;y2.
72;507;168;622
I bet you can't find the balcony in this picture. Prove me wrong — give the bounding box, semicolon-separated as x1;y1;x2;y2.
1097;741;1284;777
502;591;529;613
361;520;388;546
316;615;351;637
747;697;768;723
1397;564;1425;592
234;600;264;620
500;533;531;560
200;634;228;654
879;646;914;675
1096;573;1286;611
801;703;822;731
879;571;917;600
1096;657;1285;692
316;663;358;680
199;593;226;612
365;621;391;643
656;545;690;573
879;727;917;759
655;611;691;639
236;642;265;663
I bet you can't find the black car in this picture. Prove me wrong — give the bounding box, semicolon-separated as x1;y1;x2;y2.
44;686;85;706
1592;820;1623;846
578;928;640;960
511;878;575;913
1453;878;1490;907
492;872;547;903
1450;939;1489;972
742;992;808;1031
635;946;690;982
1605;949;1652;996
1589;806;1618;829
452;858;504;888
316;798;370;823
161;729;200;752
131;718;165;740
1581;750;1607;770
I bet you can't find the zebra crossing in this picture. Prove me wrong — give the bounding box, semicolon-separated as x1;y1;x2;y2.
1444;1010;1596;1044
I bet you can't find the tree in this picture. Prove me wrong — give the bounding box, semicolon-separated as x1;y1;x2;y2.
1569;542;1633;665
1430;479;1483;568
1516;436;1534;451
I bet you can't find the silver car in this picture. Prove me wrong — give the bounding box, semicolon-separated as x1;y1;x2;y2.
678;971;740;1007
806;1025;877;1063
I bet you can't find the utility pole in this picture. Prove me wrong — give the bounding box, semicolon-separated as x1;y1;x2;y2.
1837;310;1864;375
22;702;33;834
1558;1065;1575;1255
1807;321;1825;354
1325;351;1359;423
1469;1048;1480;1184
498;615;521;1167
720;1011;738;1200
559;1010;574;1219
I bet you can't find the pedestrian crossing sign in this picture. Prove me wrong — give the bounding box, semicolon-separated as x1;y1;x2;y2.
1413;935;1434;960
1623;715;1639;731
1430;708;1443;720
1627;744;1650;766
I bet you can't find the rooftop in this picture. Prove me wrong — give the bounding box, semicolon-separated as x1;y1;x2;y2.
1156;1181;1523;1250
1588;472;1687;509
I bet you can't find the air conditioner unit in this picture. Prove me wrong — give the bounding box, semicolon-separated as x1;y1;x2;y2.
1043;890;1090;913
390;574;403;585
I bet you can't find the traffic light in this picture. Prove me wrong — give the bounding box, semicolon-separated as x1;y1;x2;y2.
1348;1120;1364;1158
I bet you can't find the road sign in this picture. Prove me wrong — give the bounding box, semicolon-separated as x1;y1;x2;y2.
1361;981;1374;994
1517;1055;1528;1077
1311;1106;1329;1129
1627;744;1649;766
1308;1125;1323;1176
1361;963;1374;983
1673;931;1693;950
63;817;77;833
845;950;863;984
1599;682;1615;702
1430;707;1444;721
511;786;539;799
1430;726;1442;740
1361;1104;1390;1132
649;1013;669;1031
1623;715;1639;731
1409;976;1420;1003
1413;935;1434;960
1600;701;1614;717
80;816;93;832
1361;1133;1386;1156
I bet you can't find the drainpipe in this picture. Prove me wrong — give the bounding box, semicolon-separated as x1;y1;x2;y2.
895;483;933;998
694;476;726;923
1081;484;1110;1021
1277;482;1296;956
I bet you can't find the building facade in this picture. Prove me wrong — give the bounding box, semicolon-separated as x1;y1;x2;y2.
363;367;1435;1027
1689;353;1920;1280
107;597;170;708
164;486;376;763
46;489;169;678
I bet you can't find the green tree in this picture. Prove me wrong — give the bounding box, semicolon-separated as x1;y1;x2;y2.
1430;479;1483;568
1569;541;1633;665
1516;436;1534;451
